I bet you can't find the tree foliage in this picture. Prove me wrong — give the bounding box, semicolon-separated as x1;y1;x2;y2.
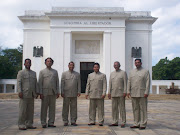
152;57;180;80
0;45;23;79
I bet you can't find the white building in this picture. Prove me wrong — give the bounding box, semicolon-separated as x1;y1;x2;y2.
18;7;157;93
0;79;17;93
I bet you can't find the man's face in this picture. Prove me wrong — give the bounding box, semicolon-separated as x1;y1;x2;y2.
93;65;100;73
45;59;53;68
68;63;74;71
114;62;120;71
24;60;31;69
135;60;142;68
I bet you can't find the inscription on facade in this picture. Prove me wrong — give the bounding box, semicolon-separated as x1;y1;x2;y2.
64;21;111;25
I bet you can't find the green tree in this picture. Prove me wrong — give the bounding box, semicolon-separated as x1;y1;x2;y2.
152;57;180;80
0;45;23;79
168;57;180;79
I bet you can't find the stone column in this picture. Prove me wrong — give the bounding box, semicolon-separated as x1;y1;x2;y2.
14;84;17;93
63;31;72;71
3;84;6;93
103;31;111;88
111;29;126;70
148;31;152;94
156;85;159;94
50;28;64;76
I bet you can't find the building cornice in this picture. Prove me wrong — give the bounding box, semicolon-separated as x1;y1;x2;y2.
45;12;130;18
18;16;49;22
18;7;157;24
126;17;158;24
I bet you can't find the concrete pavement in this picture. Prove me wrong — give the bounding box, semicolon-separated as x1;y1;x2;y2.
0;98;180;135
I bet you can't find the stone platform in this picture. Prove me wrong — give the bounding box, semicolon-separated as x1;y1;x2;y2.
0;98;180;135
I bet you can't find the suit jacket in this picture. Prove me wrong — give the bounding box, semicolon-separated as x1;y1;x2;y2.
127;67;150;97
108;69;127;97
61;70;81;97
38;68;59;96
85;72;107;99
17;69;38;98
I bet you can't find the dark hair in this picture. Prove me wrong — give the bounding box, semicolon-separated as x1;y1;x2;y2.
114;61;120;67
68;61;74;65
93;63;100;68
135;58;142;63
45;57;54;64
24;58;31;64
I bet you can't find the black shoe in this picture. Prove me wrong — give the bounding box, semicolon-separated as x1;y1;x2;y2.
19;127;27;130
27;126;37;129
48;125;56;128
139;127;146;130
71;123;78;126
42;125;47;128
130;126;139;128
88;123;95;126
99;124;103;126
109;124;118;126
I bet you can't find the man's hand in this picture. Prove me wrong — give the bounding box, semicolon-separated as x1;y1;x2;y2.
18;92;23;99
102;95;105;99
85;95;88;99
61;94;64;98
40;94;44;100
127;93;131;98
77;93;81;97
56;93;60;99
123;93;126;98
144;94;148;98
108;94;111;99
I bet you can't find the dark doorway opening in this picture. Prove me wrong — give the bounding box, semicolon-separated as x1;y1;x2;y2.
80;62;94;93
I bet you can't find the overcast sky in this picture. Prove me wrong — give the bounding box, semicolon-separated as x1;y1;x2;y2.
0;0;180;65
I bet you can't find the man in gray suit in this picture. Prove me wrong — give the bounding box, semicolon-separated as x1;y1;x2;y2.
108;61;127;127
17;58;38;130
39;57;60;128
127;59;150;130
61;61;81;126
85;63;107;126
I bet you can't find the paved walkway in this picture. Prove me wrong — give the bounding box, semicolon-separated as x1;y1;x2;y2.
0;99;180;135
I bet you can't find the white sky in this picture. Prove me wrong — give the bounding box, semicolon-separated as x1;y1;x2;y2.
0;0;180;65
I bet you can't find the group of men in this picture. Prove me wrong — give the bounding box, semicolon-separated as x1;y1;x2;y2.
17;57;150;131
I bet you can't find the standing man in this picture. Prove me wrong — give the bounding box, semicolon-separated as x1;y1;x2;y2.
39;57;60;128
61;61;81;126
127;59;150;130
17;58;38;130
85;63;107;126
108;61;127;128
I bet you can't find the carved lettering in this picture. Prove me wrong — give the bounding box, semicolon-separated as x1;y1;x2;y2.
64;21;111;25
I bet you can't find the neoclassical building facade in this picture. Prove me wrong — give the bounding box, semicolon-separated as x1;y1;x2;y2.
18;7;157;92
